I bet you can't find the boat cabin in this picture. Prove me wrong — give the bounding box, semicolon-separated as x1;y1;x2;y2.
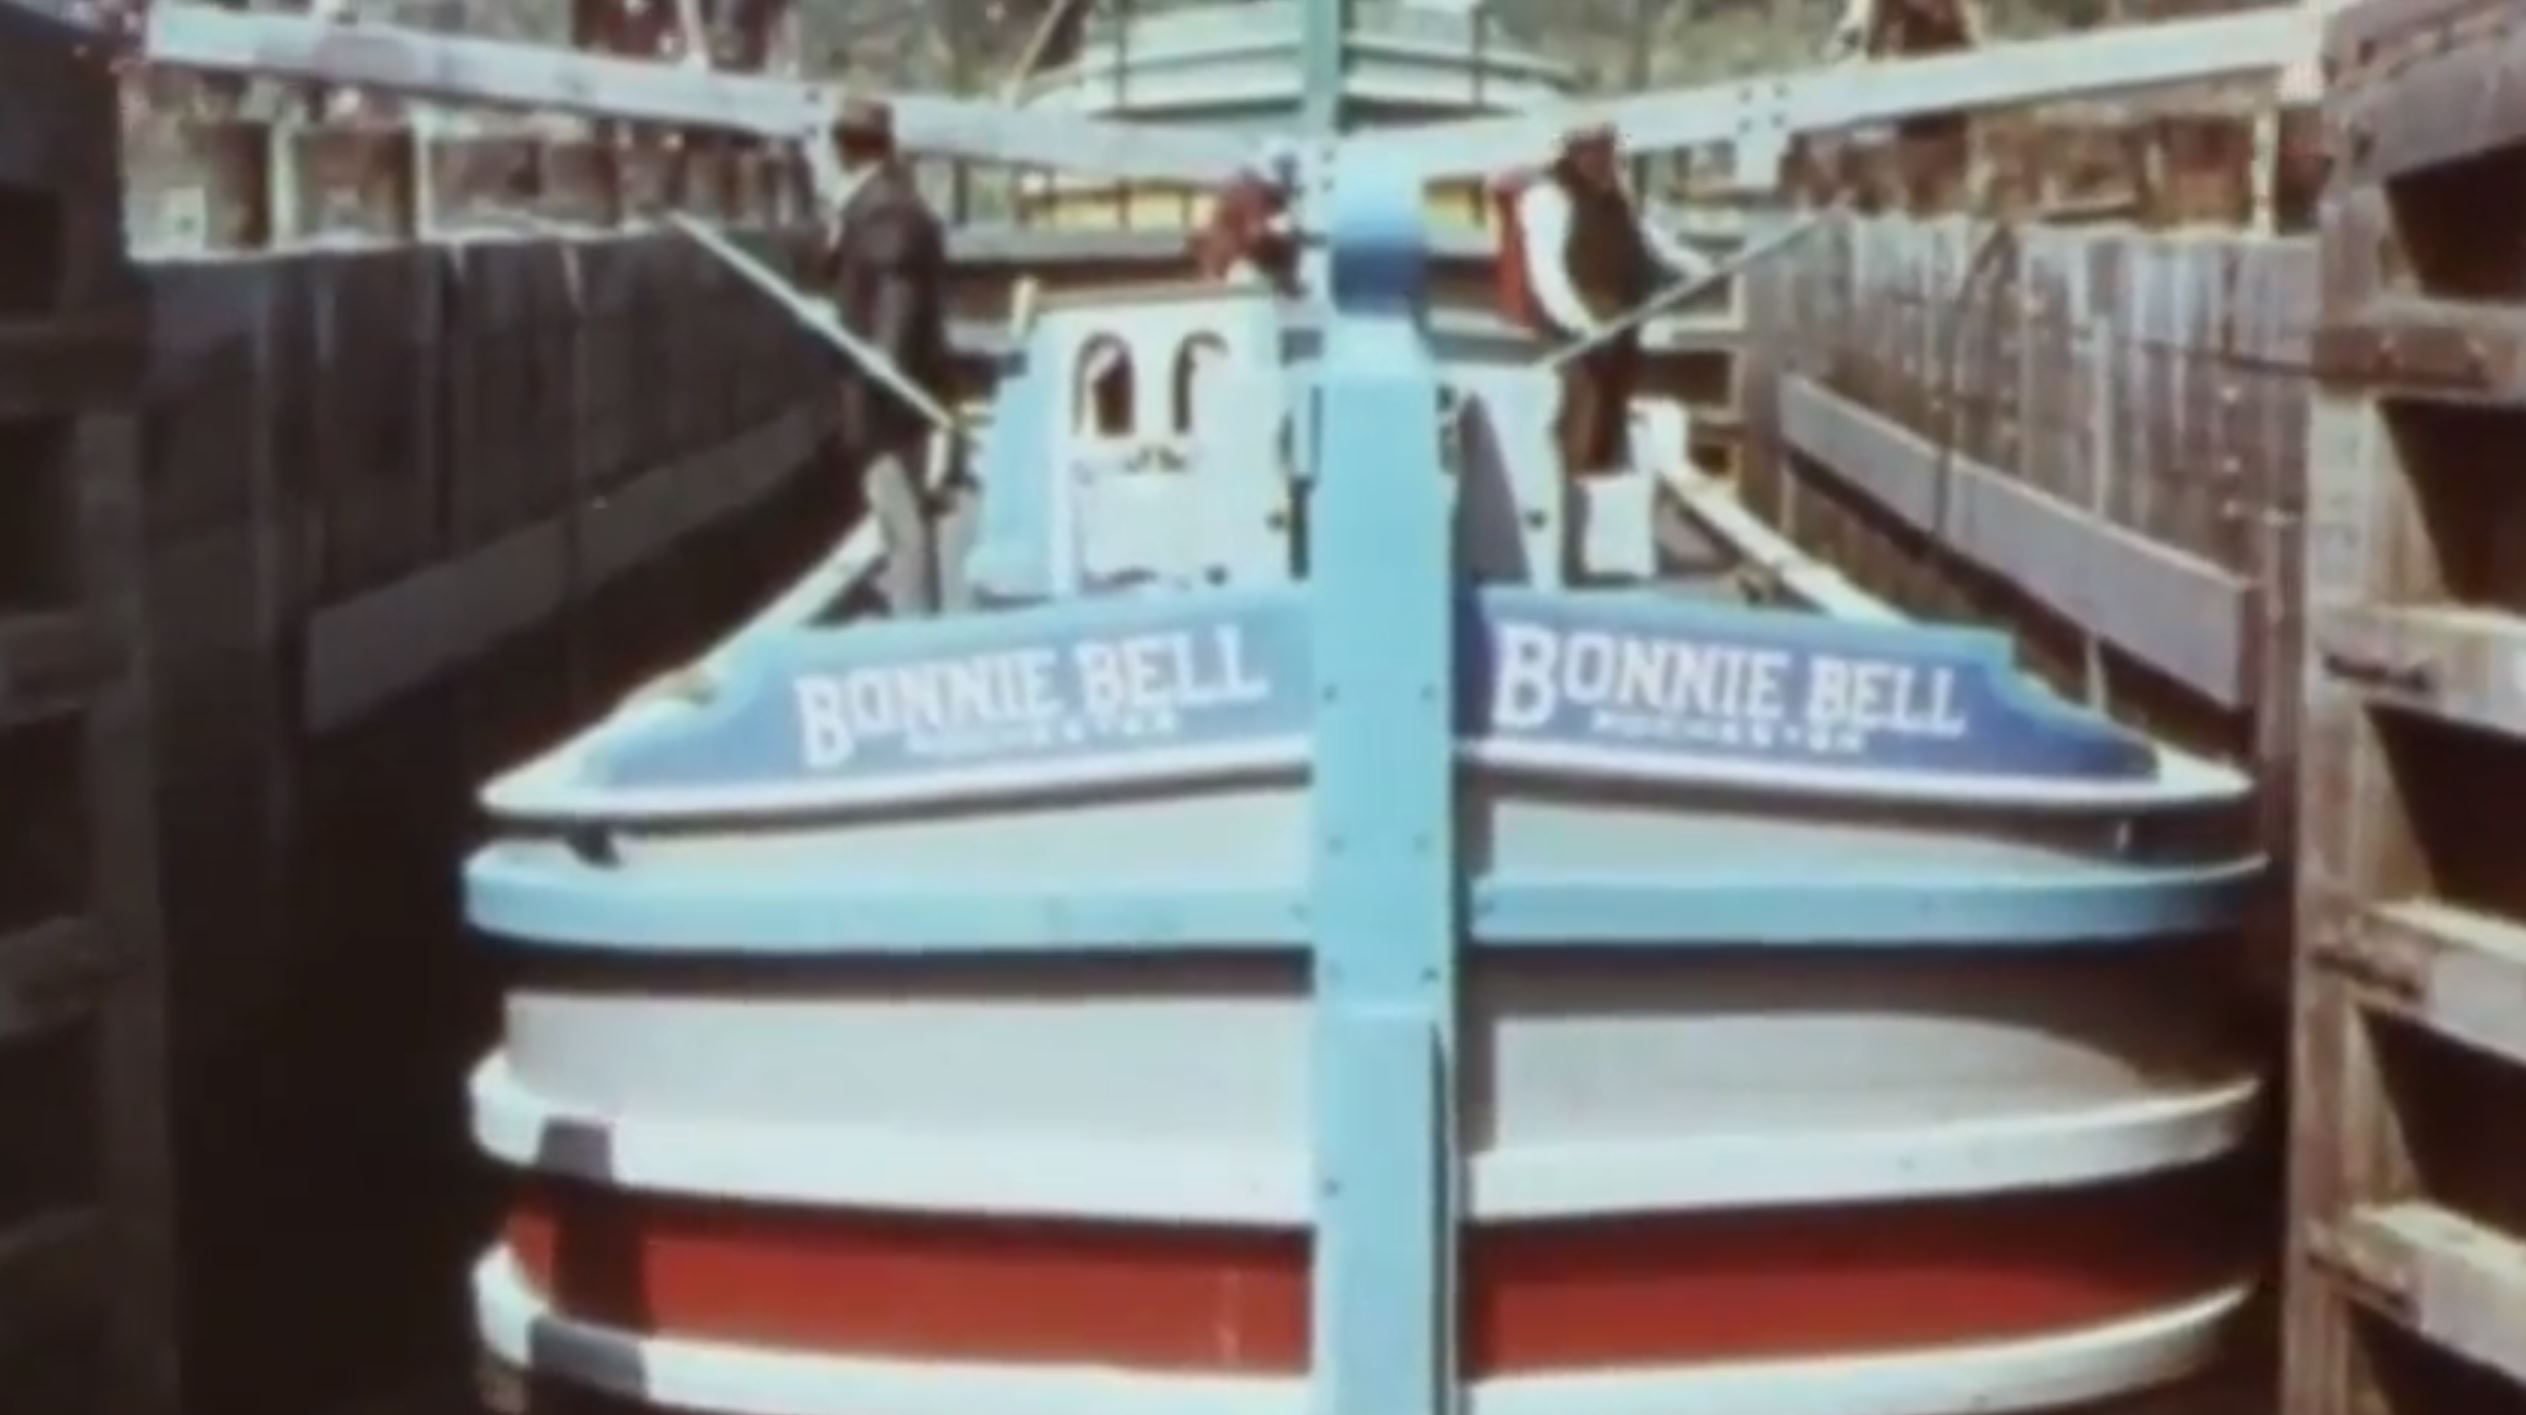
961;278;1663;607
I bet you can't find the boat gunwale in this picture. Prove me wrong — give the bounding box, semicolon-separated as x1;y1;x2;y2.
469;1051;2265;1224
461;847;2265;953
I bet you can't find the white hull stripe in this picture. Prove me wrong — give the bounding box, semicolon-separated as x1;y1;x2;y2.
472;1054;2261;1223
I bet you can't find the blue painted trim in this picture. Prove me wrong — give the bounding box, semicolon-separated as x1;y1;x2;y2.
1471;859;2266;947
1306;149;1457;1415
465;849;1306;953
461;849;2257;955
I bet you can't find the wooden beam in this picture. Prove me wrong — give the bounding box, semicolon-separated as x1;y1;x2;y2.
1660;462;1904;624
0;917;110;1041
1352;8;2312;178
0;314;146;420
2327;5;2526;190
301;403;823;733
138;3;1250;184
999;0;1091;102
2314;898;2526;1072
1780;375;2258;708
2320;1203;2526;1390
2316;603;2526;744
2314;296;2526;408
0;1208;103;1334
144;3;826;134
0;610;113;732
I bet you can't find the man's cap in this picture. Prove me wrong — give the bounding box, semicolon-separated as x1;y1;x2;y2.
830;97;894;141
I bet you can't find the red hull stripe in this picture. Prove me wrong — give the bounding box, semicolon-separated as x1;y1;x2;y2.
509;1165;2253;1375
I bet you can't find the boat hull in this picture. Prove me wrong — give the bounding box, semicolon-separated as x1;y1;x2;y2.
464;168;2268;1413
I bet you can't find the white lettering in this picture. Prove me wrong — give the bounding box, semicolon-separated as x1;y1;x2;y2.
1214;625;1269;704
1804;657;1850;726
1493;623;1560;730
1014;648;1060;719
1074;640;1128;716
1565;631;1616;705
1488;620;1973;755
1922;666;1967;737
1744;650;1789;721
1615;636;1670;713
1124;634;1172;712
796;676;856;768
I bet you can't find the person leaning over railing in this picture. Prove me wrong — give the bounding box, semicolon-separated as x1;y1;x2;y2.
1494;123;1714;475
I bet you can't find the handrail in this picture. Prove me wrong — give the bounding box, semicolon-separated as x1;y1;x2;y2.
1348;6;2315;178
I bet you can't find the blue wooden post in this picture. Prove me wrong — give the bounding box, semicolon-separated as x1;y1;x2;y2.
1307;149;1459;1415
1300;0;1349;134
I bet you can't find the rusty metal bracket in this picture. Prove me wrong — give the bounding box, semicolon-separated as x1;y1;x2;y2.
2318;641;2439;699
2313;304;2522;400
2307;1220;2420;1323
2306;907;2429;1006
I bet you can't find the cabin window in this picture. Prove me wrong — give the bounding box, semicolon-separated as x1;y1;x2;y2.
1172;333;1229;435
1075;335;1135;439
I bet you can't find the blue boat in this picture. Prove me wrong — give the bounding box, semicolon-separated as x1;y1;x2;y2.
464;154;2265;1415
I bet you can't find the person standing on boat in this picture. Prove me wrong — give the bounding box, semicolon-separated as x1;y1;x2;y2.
1505;123;1715;474
816;98;954;617
1191;142;1301;295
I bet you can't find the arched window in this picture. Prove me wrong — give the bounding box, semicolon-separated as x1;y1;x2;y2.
1171;333;1230;436
1074;335;1135;438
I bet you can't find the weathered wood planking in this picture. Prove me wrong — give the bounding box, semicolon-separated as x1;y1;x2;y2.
138;225;830;736
2318;1204;2526;1390
1791;99;2324;235
302;401;821;730
1753;211;2310;739
121;115;809;254
127;208;854;1414
1781;373;2258;706
2312;899;2526;1075
2326;2;2526;192
2292;2;2526;1410
0;11;181;1415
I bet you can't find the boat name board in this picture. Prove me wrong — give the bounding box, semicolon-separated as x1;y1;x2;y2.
791;621;1294;770
593;601;1314;793
1471;600;2146;778
587;596;2148;799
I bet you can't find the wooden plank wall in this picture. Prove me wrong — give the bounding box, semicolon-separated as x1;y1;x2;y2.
94;62;862;1415
1743;135;2318;964
1749;213;2315;862
2288;0;2526;1409
0;9;181;1415
121;111;812;254
132;215;851;1414
1737;104;2322;1407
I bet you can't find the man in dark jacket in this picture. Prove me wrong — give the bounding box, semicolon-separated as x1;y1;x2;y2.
816;99;954;617
1510;123;1712;474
